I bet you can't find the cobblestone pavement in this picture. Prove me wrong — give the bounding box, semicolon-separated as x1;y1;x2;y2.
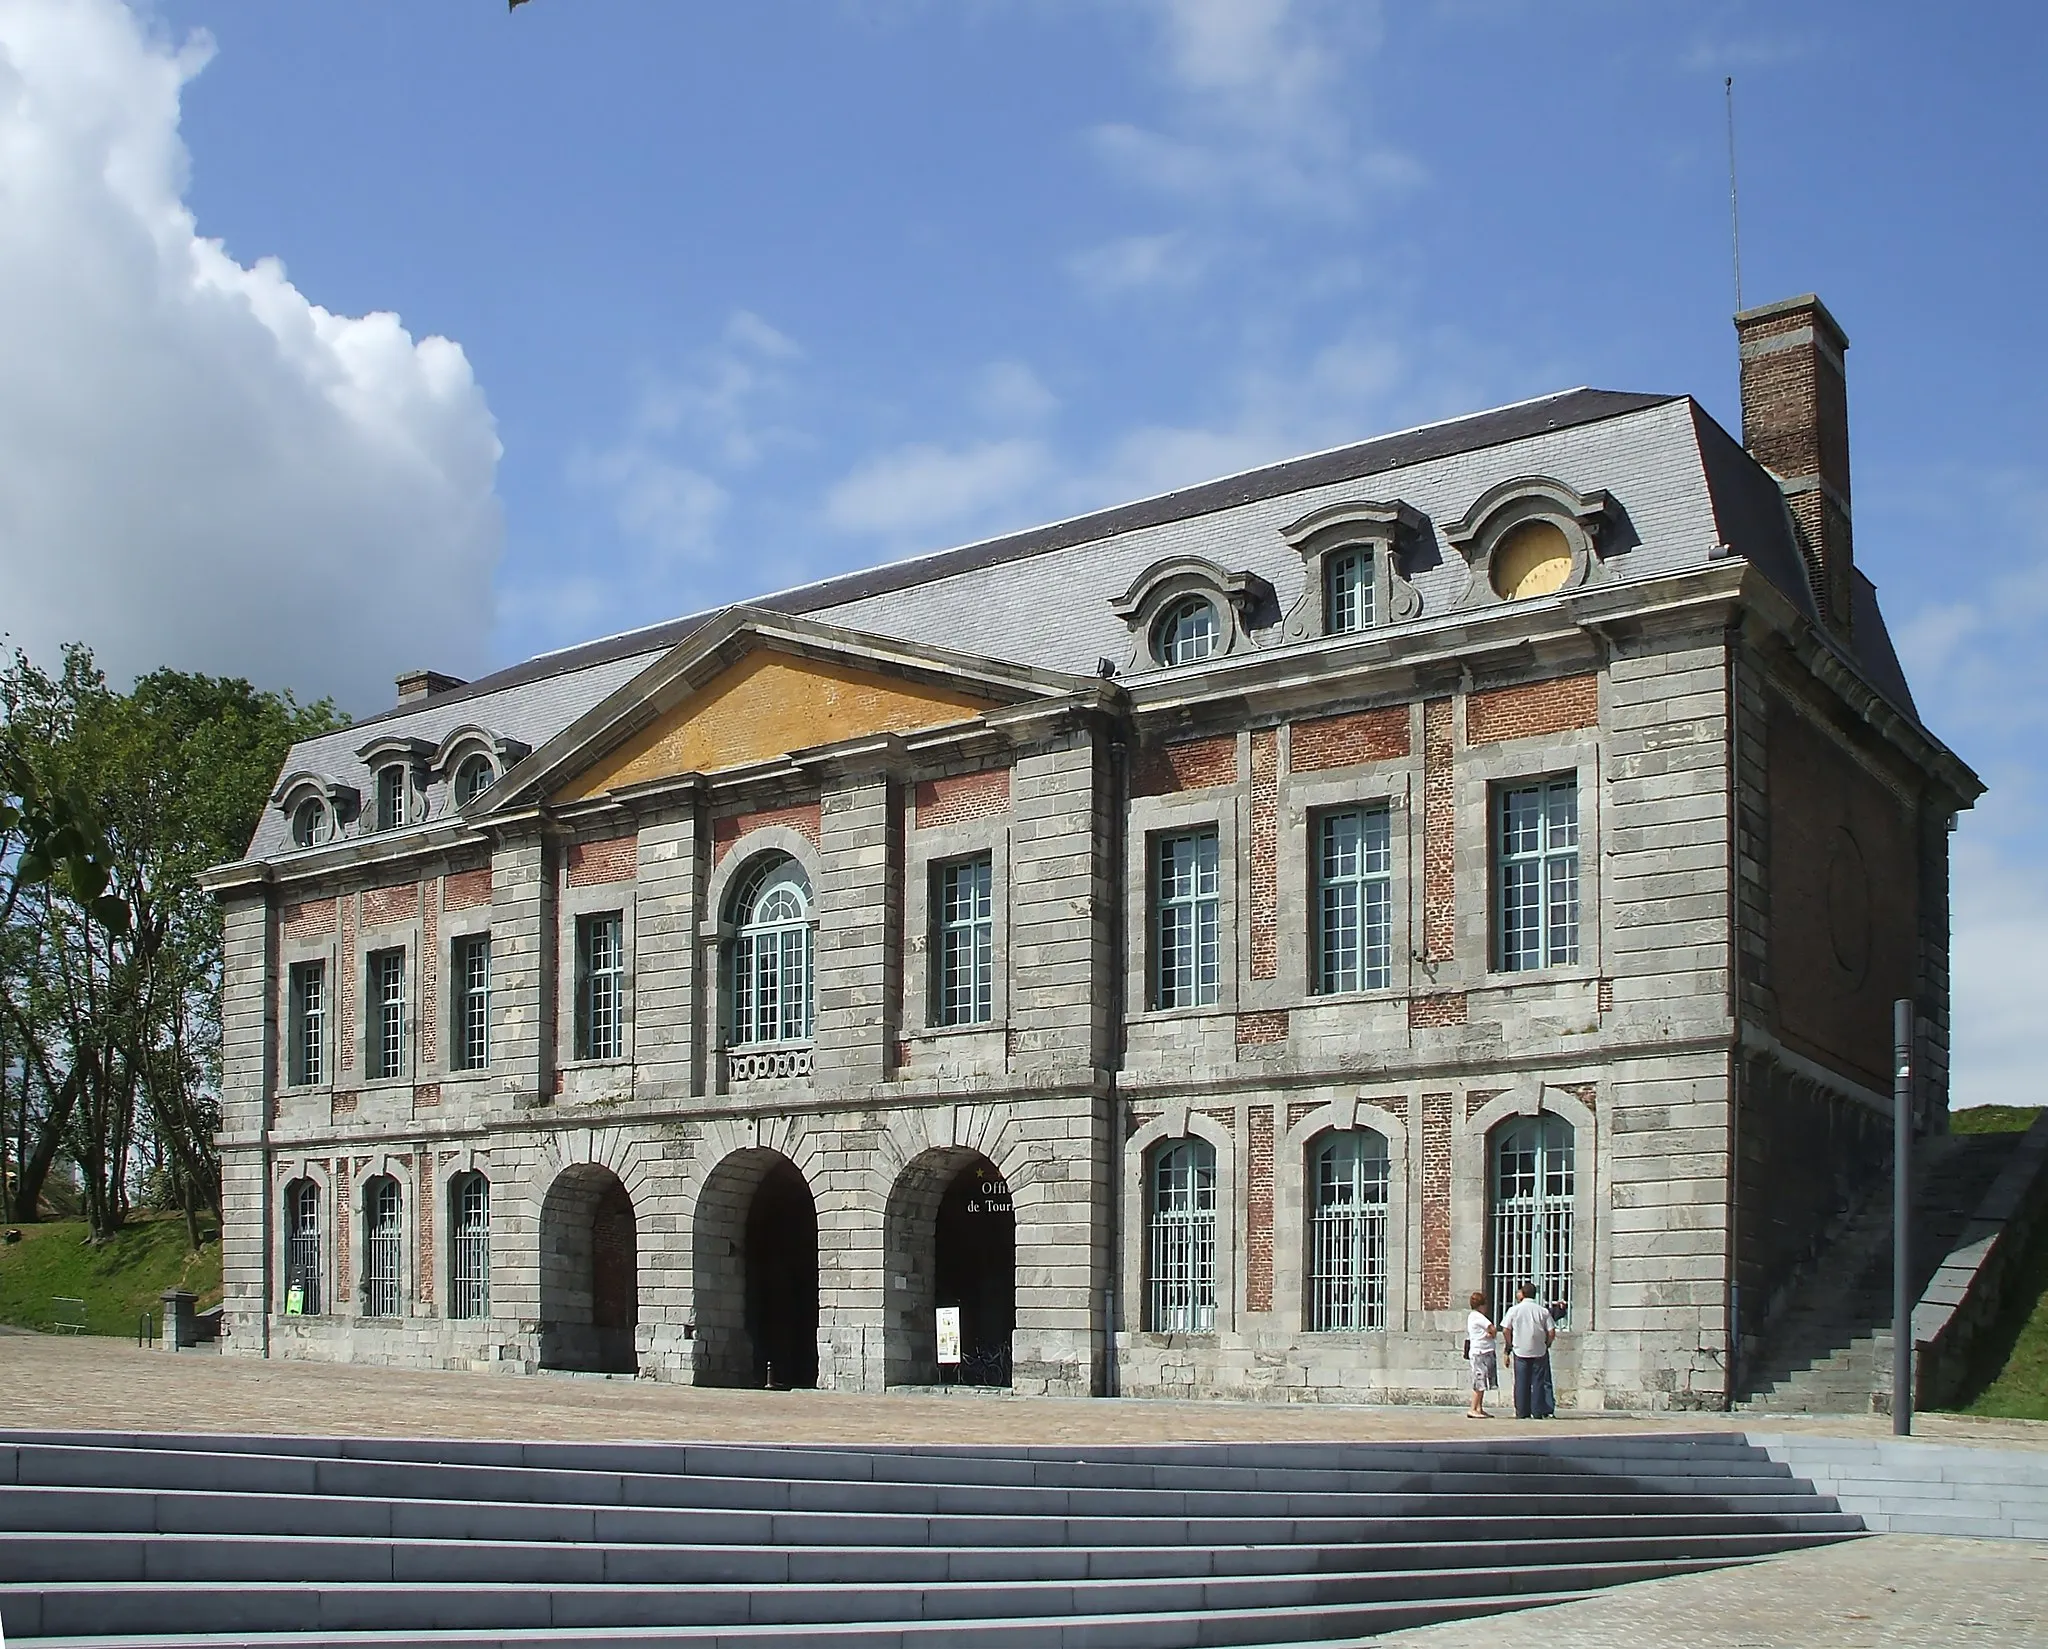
1379;1533;2048;1648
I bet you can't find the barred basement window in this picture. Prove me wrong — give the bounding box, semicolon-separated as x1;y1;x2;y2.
1489;1115;1574;1323
935;856;993;1026
362;1176;402;1318
1308;1130;1390;1331
449;1172;491;1319
1496;776;1579;971
576;912;625;1060
728;856;812;1047
1324;548;1375;635
1152;829;1220;1009
374;764;409;831
451;933;491;1072
368;948;405;1080
1315;806;1392;993
284;1179;322;1315
287;960;325;1086
1146;1139;1217;1332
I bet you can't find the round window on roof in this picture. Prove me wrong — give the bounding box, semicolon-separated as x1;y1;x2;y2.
1489;519;1574;601
1155;596;1221;666
290;797;325;848
454;753;496;807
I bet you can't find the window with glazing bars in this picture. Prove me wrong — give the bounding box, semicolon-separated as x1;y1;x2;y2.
1489;1115;1574;1323
285;1180;322;1314
1152;830;1220;1009
362;1176;402;1317
577;912;625;1060
1496;777;1580;971
450;1172;490;1319
1324;548;1374;634
1308;1131;1390;1330
729;857;812;1046
366;949;404;1080
287;960;324;1086
1316;806;1392;993
935;856;993;1026
452;933;490;1071
1146;1139;1217;1332
374;765;407;831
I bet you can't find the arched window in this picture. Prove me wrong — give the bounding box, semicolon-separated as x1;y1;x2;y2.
1489;1115;1575;1321
1154;596;1221;666
362;1176;402;1318
1146;1139;1217;1332
1323;548;1375;634
449;1172;491;1319
728;854;814;1047
453;753;496;807
290;796;326;848
283;1180;322;1315
1308;1129;1389;1330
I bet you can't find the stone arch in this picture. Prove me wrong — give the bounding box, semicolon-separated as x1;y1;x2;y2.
1123;1108;1237;1336
882;1145;1017;1387
1454;1084;1598;1332
690;1145;819;1387
1276;1097;1411;1332
537;1161;638;1374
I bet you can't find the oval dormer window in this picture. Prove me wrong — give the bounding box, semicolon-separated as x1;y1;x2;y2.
453;753;495;807
1155;596;1221;666
1489;519;1573;601
290;797;326;849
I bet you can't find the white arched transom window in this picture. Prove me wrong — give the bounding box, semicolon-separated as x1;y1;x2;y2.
1489;1115;1575;1322
1154;596;1221;666
1308;1129;1389;1331
729;854;814;1047
1146;1138;1217;1332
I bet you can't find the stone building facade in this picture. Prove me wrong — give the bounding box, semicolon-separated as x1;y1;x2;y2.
207;295;1981;1409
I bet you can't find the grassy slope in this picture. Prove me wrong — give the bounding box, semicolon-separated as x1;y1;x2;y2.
0;1215;221;1338
1937;1105;2048;1418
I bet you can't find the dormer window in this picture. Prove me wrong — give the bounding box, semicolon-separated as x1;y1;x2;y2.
1324;549;1375;634
273;772;356;848
1489;519;1574;601
1280;499;1426;642
453;754;496;807
1156;597;1221;666
290;797;327;849
1443;476;1613;609
374;765;409;831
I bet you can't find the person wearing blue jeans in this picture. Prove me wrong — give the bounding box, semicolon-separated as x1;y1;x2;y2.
1500;1282;1557;1419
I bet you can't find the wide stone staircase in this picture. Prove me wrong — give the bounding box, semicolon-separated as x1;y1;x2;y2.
1734;1132;2018;1414
0;1429;1861;1646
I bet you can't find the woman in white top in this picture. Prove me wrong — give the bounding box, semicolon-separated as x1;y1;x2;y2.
1465;1290;1499;1417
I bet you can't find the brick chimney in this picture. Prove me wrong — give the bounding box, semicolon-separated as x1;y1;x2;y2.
1735;294;1853;638
395;669;467;706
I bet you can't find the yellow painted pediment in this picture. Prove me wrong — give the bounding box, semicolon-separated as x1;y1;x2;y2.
556;650;996;801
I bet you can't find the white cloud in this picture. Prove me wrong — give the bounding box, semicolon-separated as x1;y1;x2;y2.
1065;231;1205;298
824;437;1051;540
970;360;1059;426
0;0;501;715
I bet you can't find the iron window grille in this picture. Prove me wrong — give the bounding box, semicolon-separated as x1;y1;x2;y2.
1324;549;1375;634
1496;777;1580;971
1315;806;1393;993
1155;596;1221;665
1489;1115;1575;1323
1152;829;1221;1009
576;912;626;1061
1146;1139;1217;1332
374;765;408;831
287;960;325;1087
1308;1130;1390;1330
285;1180;322;1315
729;857;813;1047
362;1176;402;1318
368;948;405;1080
452;933;491;1071
450;1172;490;1319
935;856;994;1026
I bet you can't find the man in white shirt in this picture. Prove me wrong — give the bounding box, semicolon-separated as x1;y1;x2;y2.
1500;1283;1556;1419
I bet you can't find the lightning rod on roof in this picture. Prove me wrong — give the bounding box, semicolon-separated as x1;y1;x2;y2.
1725;76;1745;315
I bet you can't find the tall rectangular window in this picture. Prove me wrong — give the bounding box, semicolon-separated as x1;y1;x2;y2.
1496;776;1580;971
374;765;407;831
577;911;625;1061
1324;549;1374;634
368;948;405;1080
362;1177;402;1318
452;933;491;1072
935;857;994;1026
1315;806;1393;993
1152;829;1221;1009
287;960;325;1087
450;1172;490;1319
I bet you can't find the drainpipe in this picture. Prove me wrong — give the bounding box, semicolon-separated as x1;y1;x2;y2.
1104;727;1131;1398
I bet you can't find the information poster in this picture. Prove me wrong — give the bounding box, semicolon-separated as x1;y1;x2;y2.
935;1306;962;1366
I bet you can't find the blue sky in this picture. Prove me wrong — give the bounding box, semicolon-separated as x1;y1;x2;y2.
1;0;2043;1102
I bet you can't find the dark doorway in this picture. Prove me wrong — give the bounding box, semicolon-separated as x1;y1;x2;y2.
538;1163;638;1375
590;1177;638;1373
935;1161;1015;1387
744;1159;818;1387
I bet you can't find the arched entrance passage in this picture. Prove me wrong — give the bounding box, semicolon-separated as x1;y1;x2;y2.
537;1163;638;1374
691;1148;818;1388
885;1148;1015;1387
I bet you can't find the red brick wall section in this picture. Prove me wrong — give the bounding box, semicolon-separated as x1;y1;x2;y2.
1247;1106;1275;1313
567;834;637;887
1132;735;1236;797
1465;1088;1505;1120
362;881;420;928
1291;707;1410;771
339;896;356;1071
420;888;439;1068
1197;1107;1237;1134
1466;673;1599;745
444;868;492;912
334;1157;353;1306
915;767;1011;829
1420;1092;1453;1311
1409;992;1468;1028
1287;1100;1321;1133
712;799;824;865
281;898;337;940
330;1091;358;1120
416;1152;435;1308
1235;1010;1288;1047
413;1084;441;1114
1423;699;1455;961
1248;729;1278;980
